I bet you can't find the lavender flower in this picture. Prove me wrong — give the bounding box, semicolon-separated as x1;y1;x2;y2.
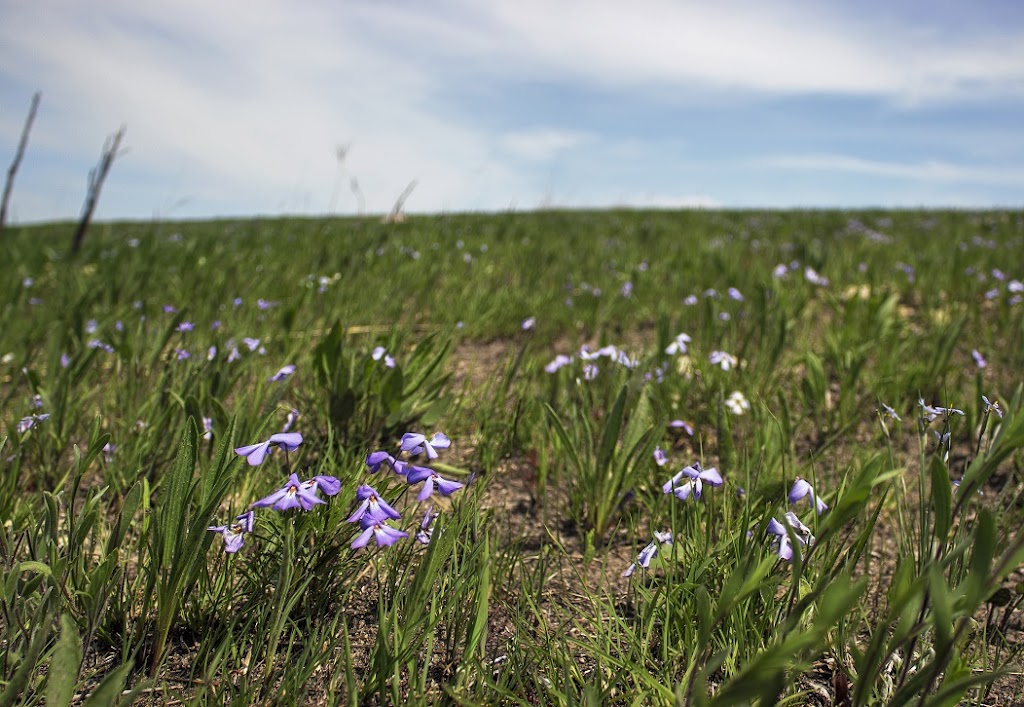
662;462;723;501
347;484;401;523
416;506;438;544
880;403;902;422
653;446;669;467
545;354;573;373
683;295;698;305
804;267;829;286
665;333;691;356
582;363;599;381
972;349;987;369
282;408;300;432
202;417;214;441
406;465;465;501
709;351;738;371
102;443;116;463
17;413;50;434
234;432;303;466
351;518;408;549
766;512;814;561
401;432;451;460
789;478;828;514
251;473;325;511
242;337;261;351
623;530;673;577
207;346;218;361
521;317;536;331
669;419;694;436
207;511;255;553
177;321;194;332
982;395;1003;418
371;346;396;368
269;364;296;382
727;287;744;301
175;348;190;361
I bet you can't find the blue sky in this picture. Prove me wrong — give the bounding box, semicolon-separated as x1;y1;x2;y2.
2;0;1023;223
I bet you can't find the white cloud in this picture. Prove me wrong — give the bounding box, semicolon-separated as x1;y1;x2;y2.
499;129;593;161
759;154;1024;185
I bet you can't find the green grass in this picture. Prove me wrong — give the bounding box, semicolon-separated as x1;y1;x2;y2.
2;209;1024;705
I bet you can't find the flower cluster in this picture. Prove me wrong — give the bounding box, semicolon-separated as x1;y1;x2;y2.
356;431;465;549
207;430;340;553
762;478;828;561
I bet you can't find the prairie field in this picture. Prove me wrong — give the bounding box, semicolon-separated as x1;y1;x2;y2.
3;209;1024;706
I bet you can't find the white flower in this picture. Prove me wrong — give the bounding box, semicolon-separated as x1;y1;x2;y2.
725;391;750;415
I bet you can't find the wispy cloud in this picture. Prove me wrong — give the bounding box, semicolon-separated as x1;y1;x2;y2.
499;129;594;162
759;154;1024;186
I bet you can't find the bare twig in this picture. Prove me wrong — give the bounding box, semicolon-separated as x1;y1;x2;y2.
0;91;41;233
383;179;417;223
70;125;126;255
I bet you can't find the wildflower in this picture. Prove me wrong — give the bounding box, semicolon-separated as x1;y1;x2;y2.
233;297;243;307
623;530;673;577
545;354;573;373
985;288;1000;300
725;391;750;415
709;351;738;371
406;465;465;501
772;264;788;278
366;450;407;475
371;346;396;368
29;394;43;410
727;287;744;301
804;267;829;286
211;320;222;330
704;288;719;298
207;511;255;553
282;408;300;432
269;364;296;382
665;333;691;356
163;304;177;313
175;348;190;360
880;403;902;422
234;432;303;466
918;398;965;422
521;317;536;331
669;419;694;436
416;506;438;544
401;432;451;460
227;347;241;363
1009;279;1024;293
719;312;731;321
257;298;277;310
766;512;814;561
683;295;698;305
88;339;114;353
85;319;98;334
17;413;50;434
972;349;987;369
934;430;951;446
789;477;828;514
347;484;401;523
202;417;214;441
243;337;260;351
662;462;723;501
351;518;408;549
983;395;1003;418
102;443;116;462
620;282;633;297
207;346;217;361
60;353;70;368
177;321;194;332
251;473;325;511
304;475;341;497
22;277;33;287
653;446;668;466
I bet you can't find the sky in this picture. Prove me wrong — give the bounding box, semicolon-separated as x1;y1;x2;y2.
2;0;1024;223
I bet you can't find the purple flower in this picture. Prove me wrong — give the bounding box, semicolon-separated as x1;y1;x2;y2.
257;298;277;310
251;473;325;511
207;511;255;553
406;465;464;501
804;267;829;286
347;484;401;523
662;462;723;501
29;395;43;410
282;408;300;432
665;333;691;356
371;346;396;368
772;264;788;278
302;475;341;497
177;321;194;332
227;347;241;363
269;364;296;382
366;450;398;474
17;413;50;434
620;281;633;297
211;320;222;331
683;295;698;305
233;297;243;308
163;304;177;314
972;349;987;369
669;419;694;436
982;395;1003;418
789;478;828;514
521;316;536;331
243;337;261;351
102;443;116;463
416;506;438;544
351;518;408;549
766;512;814;561
727;287;744;301
623;530;673;577
653;446;668;467
880;403;902;422
207;346;218;361
175;348;190;361
234;432;303;466
545;354;573;373
85;319;98;334
400;432;451;460
202;417;214;441
582;363;599;381
709;351;737;371
60;353;70;368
